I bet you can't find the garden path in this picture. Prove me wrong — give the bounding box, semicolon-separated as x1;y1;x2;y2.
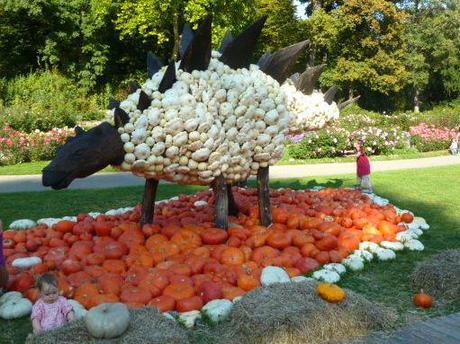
349;311;460;343
0;155;458;193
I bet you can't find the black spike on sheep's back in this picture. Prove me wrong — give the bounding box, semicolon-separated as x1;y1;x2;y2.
180;24;195;58
259;40;309;84
324;85;339;104
257;52;273;71
179;16;212;72
219;31;234;53
114;108;130;128
289;72;300;86
129;81;141;93
298;64;326;95
220;16;267;69
159;60;177;93
147;52;163;78
108;98;120;110
338;95;361;110
137;90;151;111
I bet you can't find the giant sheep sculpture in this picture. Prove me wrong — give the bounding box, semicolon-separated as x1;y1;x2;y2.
42;16;352;229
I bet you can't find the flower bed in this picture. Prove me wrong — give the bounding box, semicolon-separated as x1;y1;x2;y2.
0;126;73;165
409;123;457;152
2;187;428;326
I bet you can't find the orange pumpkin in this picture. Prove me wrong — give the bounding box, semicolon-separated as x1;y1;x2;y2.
414;290;433;308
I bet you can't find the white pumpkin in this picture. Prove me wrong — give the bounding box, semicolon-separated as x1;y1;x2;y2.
323;263;346;275
12;257;42;269
0;298;33;319
8;219;36;230
178;310;201;328
374;248;396;261
380;241;404;251
0;291;23;306
404;239;424;251
312;269;340;283
84;303;130;339
342;256;365;271
68;299;87;319
291;276;315;283
201;299;233;323
260;266;291;286
353;249;374;262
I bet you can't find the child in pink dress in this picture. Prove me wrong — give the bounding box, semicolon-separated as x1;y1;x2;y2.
355;140;373;193
31;273;75;334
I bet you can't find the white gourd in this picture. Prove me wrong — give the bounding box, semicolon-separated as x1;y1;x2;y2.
84;303;130;339
0;298;33;319
260;266;291;286
201;299;233;323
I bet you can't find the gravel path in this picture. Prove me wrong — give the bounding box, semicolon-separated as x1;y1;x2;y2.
0;155;458;193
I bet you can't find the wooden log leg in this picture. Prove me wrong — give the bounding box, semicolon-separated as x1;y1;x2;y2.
214;175;228;230
227;183;239;216
140;178;159;226
257;166;272;227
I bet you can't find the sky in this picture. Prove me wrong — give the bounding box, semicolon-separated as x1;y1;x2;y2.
293;0;309;19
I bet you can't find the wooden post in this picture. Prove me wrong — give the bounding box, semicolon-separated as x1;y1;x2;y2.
257;166;272;226
140;178;159;226
227;183;239;216
214;175;228;230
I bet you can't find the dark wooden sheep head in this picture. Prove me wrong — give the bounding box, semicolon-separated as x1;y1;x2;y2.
42;121;125;190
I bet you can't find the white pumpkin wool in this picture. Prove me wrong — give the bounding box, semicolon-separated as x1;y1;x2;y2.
8;219;36;230
353;250;373;262
117;52;293;185
291;276;315;283
312;269;340;283
201;299;233;323
396;231;418;242
280;81;340;133
260;266;291;286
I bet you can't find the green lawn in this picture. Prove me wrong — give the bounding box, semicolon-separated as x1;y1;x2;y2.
1;165;459;343
0;149;450;175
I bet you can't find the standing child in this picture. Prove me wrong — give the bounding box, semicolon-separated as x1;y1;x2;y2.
355;139;373;193
31;273;75;335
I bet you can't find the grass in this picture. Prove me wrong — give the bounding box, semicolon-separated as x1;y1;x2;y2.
0;164;459;343
0;150;450;175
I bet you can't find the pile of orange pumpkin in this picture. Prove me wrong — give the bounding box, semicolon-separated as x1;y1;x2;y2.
2;187;413;313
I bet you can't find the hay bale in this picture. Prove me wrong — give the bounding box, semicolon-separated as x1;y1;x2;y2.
411;249;460;301
27;307;190;344
194;281;396;344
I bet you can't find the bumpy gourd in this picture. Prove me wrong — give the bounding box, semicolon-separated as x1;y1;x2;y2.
317;283;346;303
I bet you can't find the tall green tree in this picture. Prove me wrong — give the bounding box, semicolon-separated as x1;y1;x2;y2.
115;0;257;60
311;0;409;103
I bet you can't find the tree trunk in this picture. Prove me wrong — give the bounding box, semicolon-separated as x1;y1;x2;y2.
308;43;316;67
414;88;421;113
214;175;228;230
172;11;180;60
227;184;239;216
140;179;159;226
257;167;272;227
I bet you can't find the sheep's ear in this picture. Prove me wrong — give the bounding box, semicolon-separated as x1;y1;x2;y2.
114;108;130;128
75;126;85;136
297;64;326;95
159;60;177;93
137;90;150;111
147;52;163;78
324;85;338;105
258;40;309;84
220;16;267;69
179;15;212;72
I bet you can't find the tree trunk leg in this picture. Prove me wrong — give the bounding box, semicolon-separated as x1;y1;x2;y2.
257;166;272;227
140;179;159;226
227;183;239;216
214;175;228;230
